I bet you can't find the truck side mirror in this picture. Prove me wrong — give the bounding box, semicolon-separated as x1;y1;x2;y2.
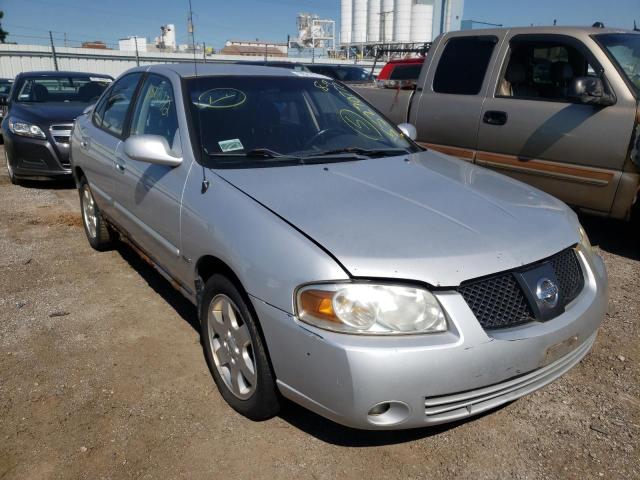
568;77;616;107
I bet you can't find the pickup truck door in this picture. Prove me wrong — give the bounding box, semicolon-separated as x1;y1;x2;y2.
409;33;505;160
115;73;194;290
476;33;637;215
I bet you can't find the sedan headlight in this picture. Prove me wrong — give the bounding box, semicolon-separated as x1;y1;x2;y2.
296;283;447;335
8;118;46;139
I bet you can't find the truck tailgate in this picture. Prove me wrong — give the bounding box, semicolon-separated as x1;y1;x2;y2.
352;86;413;126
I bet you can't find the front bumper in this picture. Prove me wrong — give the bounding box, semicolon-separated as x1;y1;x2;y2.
253;247;607;430
2;129;72;179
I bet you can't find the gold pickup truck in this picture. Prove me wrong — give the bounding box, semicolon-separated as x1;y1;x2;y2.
355;26;640;220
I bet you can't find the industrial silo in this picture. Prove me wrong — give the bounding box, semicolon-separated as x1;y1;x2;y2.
341;0;353;44
410;3;434;42
367;0;381;42
352;0;368;43
393;0;412;42
381;0;394;42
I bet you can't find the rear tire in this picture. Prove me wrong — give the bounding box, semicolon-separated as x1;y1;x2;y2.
200;274;280;421
79;176;114;251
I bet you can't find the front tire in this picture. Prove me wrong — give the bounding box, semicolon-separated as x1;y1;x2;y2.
79;176;114;251
5;149;19;185
200;274;279;420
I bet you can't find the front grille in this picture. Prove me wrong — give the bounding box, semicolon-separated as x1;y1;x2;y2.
49;124;73;145
458;248;584;330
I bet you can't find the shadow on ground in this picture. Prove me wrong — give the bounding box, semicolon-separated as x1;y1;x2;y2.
16;178;76;190
579;213;639;261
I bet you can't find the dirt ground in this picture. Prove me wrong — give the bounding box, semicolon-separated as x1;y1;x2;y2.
0;144;638;480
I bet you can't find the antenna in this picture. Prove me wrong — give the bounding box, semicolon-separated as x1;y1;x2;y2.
186;0;210;193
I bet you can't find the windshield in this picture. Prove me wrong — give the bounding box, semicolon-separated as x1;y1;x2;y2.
596;33;640;94
16;76;112;103
0;80;12;95
187;75;418;167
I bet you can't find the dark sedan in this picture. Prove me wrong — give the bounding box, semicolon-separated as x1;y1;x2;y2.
0;78;14;132
1;71;112;184
305;64;374;84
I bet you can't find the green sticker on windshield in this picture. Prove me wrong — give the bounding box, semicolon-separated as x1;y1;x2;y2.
197;88;247;109
218;138;244;152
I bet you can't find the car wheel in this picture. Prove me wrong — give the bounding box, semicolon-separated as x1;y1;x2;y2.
200;274;280;420
79;176;114;251
5;149;19;185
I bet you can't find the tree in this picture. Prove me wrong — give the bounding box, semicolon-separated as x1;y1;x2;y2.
0;11;8;43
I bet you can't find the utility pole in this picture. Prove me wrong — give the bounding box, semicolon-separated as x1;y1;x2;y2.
64;32;68;47
202;42;206;63
134;36;140;66
49;30;59;71
264;43;268;61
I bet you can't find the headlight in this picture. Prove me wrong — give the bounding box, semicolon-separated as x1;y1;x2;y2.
296;283;447;335
8;118;46;139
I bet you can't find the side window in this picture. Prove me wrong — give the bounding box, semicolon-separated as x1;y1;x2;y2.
433;36;497;95
93;73;142;137
389;64;422;81
498;39;599;101
129;74;180;154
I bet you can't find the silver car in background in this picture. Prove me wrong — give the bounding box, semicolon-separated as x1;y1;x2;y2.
70;64;607;430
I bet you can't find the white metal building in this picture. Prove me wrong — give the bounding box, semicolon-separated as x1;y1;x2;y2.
118;36;147;53
340;0;464;45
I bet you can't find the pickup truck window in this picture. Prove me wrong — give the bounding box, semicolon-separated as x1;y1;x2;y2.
433;36;497;95
498;39;598;102
187;76;418;166
596;33;640;95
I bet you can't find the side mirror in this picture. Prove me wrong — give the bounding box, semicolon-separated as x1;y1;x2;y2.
398;123;417;141
124;134;182;167
568;77;616;107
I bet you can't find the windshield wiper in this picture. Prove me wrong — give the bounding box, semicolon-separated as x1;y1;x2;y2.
207;148;303;162
305;147;410;158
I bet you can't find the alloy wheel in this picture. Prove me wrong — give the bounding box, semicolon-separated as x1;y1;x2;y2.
207;294;257;400
81;184;98;239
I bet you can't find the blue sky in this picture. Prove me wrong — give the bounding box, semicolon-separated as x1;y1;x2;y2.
2;0;639;49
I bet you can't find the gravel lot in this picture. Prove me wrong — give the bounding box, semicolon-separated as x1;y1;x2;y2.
0;144;638;479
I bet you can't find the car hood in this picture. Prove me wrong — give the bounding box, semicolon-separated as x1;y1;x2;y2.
9;102;88;125
216;151;581;287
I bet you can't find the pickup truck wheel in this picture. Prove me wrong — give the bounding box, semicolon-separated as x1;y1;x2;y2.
79;177;114;251
200;274;279;420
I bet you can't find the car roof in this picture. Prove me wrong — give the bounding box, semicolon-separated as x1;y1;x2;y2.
127;63;327;79
445;25;638;37
16;71;113;79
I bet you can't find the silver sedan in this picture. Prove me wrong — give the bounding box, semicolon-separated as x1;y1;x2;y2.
70;64;607;430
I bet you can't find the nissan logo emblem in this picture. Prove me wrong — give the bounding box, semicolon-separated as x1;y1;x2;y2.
536;278;559;308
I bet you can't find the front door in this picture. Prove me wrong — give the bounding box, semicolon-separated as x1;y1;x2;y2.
476;33;637;214
116;73;193;284
410;34;504;160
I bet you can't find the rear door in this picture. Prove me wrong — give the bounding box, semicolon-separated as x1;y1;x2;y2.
75;72;143;217
410;33;504;160
476;33;636;214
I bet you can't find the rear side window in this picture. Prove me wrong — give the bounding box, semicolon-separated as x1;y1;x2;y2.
93;72;142;137
433;36;497;95
389;64;422;81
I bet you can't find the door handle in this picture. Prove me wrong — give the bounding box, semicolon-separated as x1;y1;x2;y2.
115;162;125;173
483;111;508;126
